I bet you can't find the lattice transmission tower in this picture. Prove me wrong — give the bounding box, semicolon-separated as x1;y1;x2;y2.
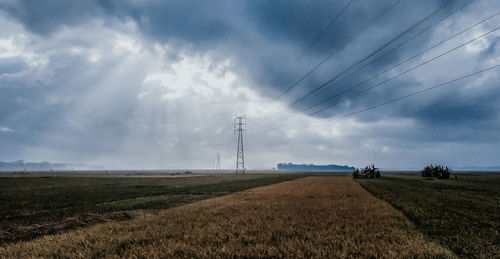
234;115;246;174
216;153;221;171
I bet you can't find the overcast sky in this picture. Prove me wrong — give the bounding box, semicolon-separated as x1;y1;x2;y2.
0;0;499;169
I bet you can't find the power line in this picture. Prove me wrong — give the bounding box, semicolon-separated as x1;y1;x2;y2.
288;0;457;107
269;0;354;89
296;0;355;62
252;0;466;134
332;64;500;120
306;6;498;115
302;0;476;113
275;0;401;100
249;11;498;136
256;63;499;137
250;1;495;137
309;24;500;116
252;0;481;135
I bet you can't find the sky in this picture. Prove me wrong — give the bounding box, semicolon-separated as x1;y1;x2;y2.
0;0;499;170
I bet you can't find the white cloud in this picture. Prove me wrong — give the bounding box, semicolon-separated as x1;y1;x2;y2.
113;33;142;55
0;35;48;67
0;127;13;133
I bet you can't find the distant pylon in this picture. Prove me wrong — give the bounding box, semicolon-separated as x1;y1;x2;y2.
234;115;246;174
216;153;221;171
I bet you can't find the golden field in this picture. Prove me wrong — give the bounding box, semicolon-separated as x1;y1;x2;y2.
0;176;454;258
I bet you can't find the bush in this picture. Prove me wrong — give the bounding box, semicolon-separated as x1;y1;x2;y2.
353;169;360;178
421;164;451;179
353;164;381;179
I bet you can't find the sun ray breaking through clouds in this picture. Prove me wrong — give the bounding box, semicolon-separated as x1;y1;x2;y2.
0;0;499;170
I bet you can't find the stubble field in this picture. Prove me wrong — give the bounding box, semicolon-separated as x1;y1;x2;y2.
0;172;304;244
0;176;453;258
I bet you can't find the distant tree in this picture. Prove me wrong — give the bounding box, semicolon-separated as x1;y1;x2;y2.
354;164;381;179
421;164;451;179
352;169;360;178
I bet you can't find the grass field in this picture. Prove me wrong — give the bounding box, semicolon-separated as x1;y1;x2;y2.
357;173;500;258
0;172;305;244
0;176;453;258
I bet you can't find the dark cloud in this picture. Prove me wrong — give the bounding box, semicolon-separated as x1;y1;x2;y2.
0;0;103;35
0;57;27;74
0;0;499;168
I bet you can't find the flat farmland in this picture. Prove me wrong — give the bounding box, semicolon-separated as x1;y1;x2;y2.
0;172;305;244
358;173;500;258
0;176;453;258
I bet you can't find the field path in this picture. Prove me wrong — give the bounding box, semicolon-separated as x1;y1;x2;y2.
0;176;454;258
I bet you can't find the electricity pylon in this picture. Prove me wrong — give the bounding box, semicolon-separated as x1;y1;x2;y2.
234;115;246;174
216;153;221;171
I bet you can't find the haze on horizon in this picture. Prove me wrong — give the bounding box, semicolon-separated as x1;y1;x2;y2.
0;0;499;170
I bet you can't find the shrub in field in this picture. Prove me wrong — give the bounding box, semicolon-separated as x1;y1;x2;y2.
420;164;451;179
352;169;360;178
353;164;381;179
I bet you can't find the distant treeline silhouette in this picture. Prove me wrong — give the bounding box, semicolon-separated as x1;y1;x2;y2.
277;163;354;171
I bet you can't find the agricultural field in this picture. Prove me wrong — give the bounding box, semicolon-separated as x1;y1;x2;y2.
0;175;454;258
1;172;498;257
0;172;304;244
357;172;500;258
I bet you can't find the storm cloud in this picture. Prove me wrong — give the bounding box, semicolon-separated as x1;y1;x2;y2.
0;0;499;169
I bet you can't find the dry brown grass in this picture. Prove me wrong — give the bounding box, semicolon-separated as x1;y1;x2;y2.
0;176;454;258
